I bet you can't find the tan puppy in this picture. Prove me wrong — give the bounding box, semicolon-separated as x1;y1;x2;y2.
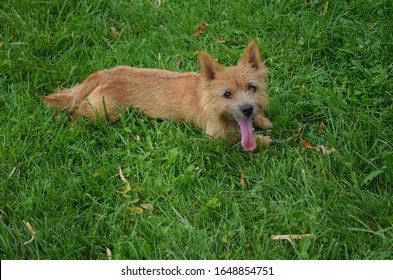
43;41;273;151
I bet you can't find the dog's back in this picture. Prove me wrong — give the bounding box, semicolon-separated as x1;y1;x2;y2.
43;66;203;124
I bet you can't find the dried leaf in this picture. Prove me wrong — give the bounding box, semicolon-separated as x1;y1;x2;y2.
0;210;6;223
301;139;312;149
176;55;182;68
193;23;208;36
272;234;316;249
109;27;120;37
214;36;227;43
221;235;228;244
156;0;161;8
322;0;329;16
129;197;140;204
296;125;304;135
23;221;36;246
271;234;316;240
313;145;326;153
0;41;3;48
9;167;16;177
325;147;336;155
106;248;112;260
318;121;326;134
26;221;36;235
277;236;296;249
119;165;130;185
128;206;143;215
219;250;228;259
140;203;154;213
314;145;336;155
23;236;35;246
93;171;100;178
286;125;304;141
165;192;173;200
121;184;131;196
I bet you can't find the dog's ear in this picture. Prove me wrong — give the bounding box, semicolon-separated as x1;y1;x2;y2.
239;40;262;70
199;51;224;80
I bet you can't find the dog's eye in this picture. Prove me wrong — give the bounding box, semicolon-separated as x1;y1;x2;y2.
248;85;257;93
223;92;232;99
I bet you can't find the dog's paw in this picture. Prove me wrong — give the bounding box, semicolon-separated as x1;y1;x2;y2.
255;115;273;131
256;135;274;146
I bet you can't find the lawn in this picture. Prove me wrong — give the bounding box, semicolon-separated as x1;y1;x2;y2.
0;0;392;260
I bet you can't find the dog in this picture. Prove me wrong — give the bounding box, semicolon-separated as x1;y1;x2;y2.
43;40;273;151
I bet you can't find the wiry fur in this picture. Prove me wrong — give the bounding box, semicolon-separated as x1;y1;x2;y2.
43;41;273;149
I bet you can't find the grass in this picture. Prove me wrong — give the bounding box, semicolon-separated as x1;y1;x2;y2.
1;0;392;260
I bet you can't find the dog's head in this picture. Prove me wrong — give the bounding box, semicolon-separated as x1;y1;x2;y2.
199;41;269;151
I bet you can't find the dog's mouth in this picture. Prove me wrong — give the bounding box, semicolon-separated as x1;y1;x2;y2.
236;118;257;151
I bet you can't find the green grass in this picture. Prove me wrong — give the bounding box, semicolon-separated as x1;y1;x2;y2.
1;0;392;260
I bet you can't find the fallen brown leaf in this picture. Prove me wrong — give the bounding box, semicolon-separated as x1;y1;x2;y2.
271;234;316;240
214;36;228;43
0;210;6;223
314;145;336;155
22;221;36;246
26;221;35;235
301;139;312;149
322;0;329;16
271;233;316;250
273;235;296;249
119;165;130;186
129;198;140;204
219;250;228;259
119;166;132;195
109;27;120;37
318;121;326;134
325;147;336;155
176;55;182;68
121;185;131;196
286;125;304;142
313;145;325;153
9;167;16;177
106;248;112;260
165;191;173;200
193;23;208;36
128;206;143;215
140;203;154;213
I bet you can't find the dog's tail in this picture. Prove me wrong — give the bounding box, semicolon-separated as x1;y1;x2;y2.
42;72;103;111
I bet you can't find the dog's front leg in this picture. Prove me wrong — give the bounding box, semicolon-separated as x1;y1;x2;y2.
255;135;274;146
254;114;274;146
254;114;273;131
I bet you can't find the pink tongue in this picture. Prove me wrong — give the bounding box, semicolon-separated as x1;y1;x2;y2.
237;118;257;151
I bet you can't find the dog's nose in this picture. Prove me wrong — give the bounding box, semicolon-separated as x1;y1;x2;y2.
240;104;254;117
